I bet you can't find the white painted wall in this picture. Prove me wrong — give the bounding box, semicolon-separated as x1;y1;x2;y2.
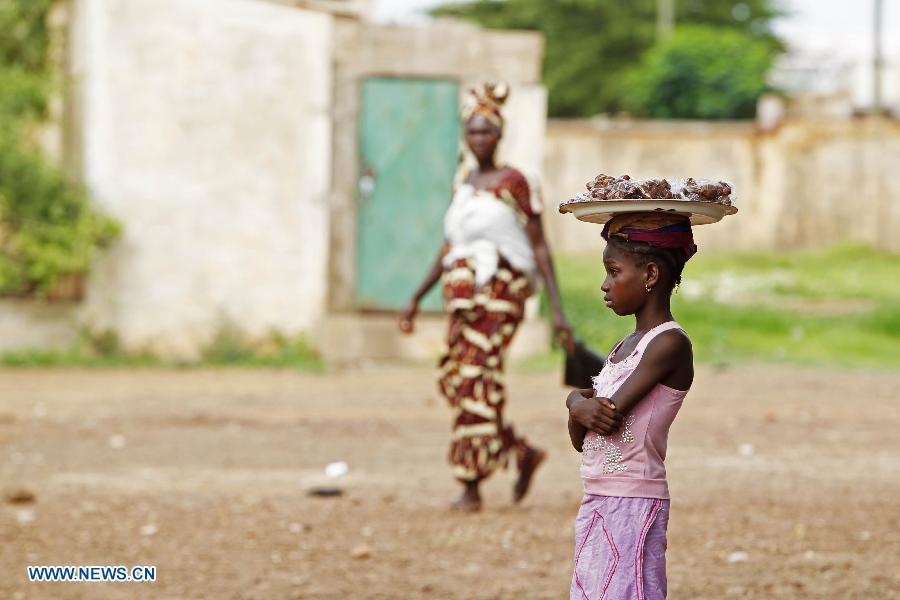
69;0;334;358
496;83;547;193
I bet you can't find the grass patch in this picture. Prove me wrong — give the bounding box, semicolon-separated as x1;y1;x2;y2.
203;323;323;371
532;244;900;370
0;347;159;368
0;329;156;368
0;326;323;371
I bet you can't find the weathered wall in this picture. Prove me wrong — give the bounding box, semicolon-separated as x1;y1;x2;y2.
543;117;900;255
543;120;761;255
772;119;900;250
65;0;334;358
0;301;79;354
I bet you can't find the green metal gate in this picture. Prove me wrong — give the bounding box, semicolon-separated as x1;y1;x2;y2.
356;77;460;311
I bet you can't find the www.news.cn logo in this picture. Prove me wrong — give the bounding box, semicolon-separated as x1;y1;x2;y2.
27;565;156;583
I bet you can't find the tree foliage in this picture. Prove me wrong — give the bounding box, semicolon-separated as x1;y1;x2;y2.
432;0;784;117
0;0;120;296
624;25;772;119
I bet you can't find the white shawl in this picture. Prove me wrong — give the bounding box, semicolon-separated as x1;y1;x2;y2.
443;184;537;287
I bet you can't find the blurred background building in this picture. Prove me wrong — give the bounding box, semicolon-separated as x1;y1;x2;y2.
1;0;898;362
3;0;549;361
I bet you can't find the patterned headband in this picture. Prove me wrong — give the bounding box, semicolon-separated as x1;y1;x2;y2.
461;82;509;129
602;213;698;260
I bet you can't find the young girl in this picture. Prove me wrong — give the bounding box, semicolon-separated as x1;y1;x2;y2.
565;212;697;599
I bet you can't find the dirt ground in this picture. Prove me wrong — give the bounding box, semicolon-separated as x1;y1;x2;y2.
0;364;898;599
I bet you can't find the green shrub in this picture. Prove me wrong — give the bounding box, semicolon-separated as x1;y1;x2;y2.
433;1;784;118
0;68;47;118
0;0;120;297
0;0;56;71
624;25;773;119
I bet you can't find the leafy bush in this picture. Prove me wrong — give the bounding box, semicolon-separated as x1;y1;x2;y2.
0;0;120;297
624;25;773;119
0;68;47;118
433;0;783;117
0;0;56;71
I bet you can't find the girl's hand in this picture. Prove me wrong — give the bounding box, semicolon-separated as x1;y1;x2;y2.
568;390;623;436
398;300;418;334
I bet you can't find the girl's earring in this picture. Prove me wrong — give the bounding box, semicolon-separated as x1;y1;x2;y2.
645;284;652;293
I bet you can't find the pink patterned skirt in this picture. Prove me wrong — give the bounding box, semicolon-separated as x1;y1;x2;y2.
571;495;669;600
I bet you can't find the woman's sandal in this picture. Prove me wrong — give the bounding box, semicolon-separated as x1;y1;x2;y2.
513;447;547;503
449;495;482;513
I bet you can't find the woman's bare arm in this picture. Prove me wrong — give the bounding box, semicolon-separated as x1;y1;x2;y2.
526;215;572;348
399;244;447;333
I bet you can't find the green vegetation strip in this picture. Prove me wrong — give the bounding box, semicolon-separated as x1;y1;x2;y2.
529;244;900;371
0;327;323;371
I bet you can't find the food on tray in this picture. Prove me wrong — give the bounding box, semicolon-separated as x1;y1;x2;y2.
560;173;733;213
680;178;732;206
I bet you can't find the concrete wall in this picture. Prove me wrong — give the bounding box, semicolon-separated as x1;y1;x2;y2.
64;0;334;358
0;301;80;354
773;119;900;250
543;117;900;255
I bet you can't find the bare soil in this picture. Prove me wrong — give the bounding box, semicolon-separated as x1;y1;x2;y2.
1;365;898;599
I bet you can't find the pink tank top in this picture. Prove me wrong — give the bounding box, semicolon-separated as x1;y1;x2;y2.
580;321;689;500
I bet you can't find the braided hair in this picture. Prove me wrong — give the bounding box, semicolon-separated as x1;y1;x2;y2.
606;235;687;293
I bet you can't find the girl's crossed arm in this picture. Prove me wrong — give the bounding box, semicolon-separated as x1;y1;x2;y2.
609;331;693;416
566;330;692;451
566;388;622;452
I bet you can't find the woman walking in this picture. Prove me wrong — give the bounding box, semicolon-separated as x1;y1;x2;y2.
399;83;572;512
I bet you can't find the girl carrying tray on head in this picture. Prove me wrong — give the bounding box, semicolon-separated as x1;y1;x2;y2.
559;178;736;599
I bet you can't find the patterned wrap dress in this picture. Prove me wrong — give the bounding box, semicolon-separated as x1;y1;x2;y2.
439;168;541;482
